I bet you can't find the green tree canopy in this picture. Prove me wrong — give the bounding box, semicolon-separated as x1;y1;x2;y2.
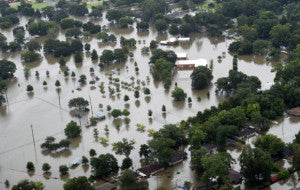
63;176;94;190
239;145;273;186
190;66;213;89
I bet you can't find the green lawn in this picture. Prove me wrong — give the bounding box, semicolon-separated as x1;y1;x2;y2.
86;0;103;9
32;2;54;10
196;3;219;12
10;1;54;10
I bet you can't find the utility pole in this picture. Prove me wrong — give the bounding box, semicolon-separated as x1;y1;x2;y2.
30;125;38;163
89;95;94;117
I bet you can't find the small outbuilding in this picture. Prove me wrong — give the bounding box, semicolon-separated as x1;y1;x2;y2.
169;152;188;165
228;169;243;184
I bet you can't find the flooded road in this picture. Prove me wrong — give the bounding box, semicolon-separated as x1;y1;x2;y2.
0;13;298;190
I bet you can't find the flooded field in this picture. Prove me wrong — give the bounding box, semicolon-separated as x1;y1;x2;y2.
0;13;299;189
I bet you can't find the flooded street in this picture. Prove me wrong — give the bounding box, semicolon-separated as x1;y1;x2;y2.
0;13;299;190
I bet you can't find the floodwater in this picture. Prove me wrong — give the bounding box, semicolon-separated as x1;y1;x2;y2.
0;13;299;190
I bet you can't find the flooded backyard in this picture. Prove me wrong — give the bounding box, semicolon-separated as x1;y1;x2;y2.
0;13;299;190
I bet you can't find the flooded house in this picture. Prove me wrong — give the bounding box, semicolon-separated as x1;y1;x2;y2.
202;143;218;154
228;169;243;184
168;152;188;166
236;127;255;139
136;163;164;177
175;58;208;69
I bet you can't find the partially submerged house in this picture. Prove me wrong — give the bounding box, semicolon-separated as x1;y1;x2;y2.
236;127;255;139
168;152;188;166
95;112;106;120
228;169;243;184
175;58;208;69
136;163;164;177
202;143;217;154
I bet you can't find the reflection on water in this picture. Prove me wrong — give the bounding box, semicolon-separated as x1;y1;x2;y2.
0;12;298;190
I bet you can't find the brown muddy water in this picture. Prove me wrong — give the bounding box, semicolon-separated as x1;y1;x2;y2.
0;13;299;190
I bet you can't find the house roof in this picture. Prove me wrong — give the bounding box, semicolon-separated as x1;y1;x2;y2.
176;52;187;58
202;143;217;150
169;152;188;164
236;128;255;138
229;169;243;184
175;59;208;67
137;163;164;176
95;183;116;190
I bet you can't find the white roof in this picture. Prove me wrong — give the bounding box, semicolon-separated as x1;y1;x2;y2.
160;40;168;45
176;52;187;58
169;38;177;42
70;157;81;166
175;59;208;67
178;37;190;41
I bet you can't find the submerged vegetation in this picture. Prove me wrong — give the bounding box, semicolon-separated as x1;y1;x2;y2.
0;0;299;189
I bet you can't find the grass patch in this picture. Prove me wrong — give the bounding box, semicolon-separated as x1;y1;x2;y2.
10;1;54;10
32;2;54;10
86;0;103;9
196;4;216;12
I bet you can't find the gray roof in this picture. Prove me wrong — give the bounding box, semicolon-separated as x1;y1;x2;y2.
95;183;116;190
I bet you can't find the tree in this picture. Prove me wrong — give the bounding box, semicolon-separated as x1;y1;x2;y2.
82;156;89;165
169;24;179;35
90;153;119;178
68;97;89;111
141;0;167;21
100;50;114;65
63;176;94;190
139;144;151;158
27;85;34;92
26;161;35;171
78;74;86;84
254;134;285;156
59;165;69;175
270;24;291;48
171;87;187;101
21;51;40;62
64;120;81;138
121;157;133;170
84;43;90;51
239;145;273;186
0;60;16;79
42;163;51;173
118;17;134;28
70;39;83;52
114;48;127;63
89;149;97;157
293;144;300;169
122;109;130;117
111;109;122;119
155;19;168;33
143;88;151;95
89;7;102;19
91;49;98;60
134;90;140;99
55;80;61;88
12;180;44;190
150;40;157;49
190;66;213;89
118;169;148;190
74;52;83;63
191;148;207;175
112;138;135;157
60;17;75;29
201;153;233;185
65;28;82;38
124;95;129;102
24;40;41;51
162;105;166;112
136;21;149;31
59;56;66;66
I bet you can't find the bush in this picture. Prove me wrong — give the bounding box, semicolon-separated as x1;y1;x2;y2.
278;169;289;180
